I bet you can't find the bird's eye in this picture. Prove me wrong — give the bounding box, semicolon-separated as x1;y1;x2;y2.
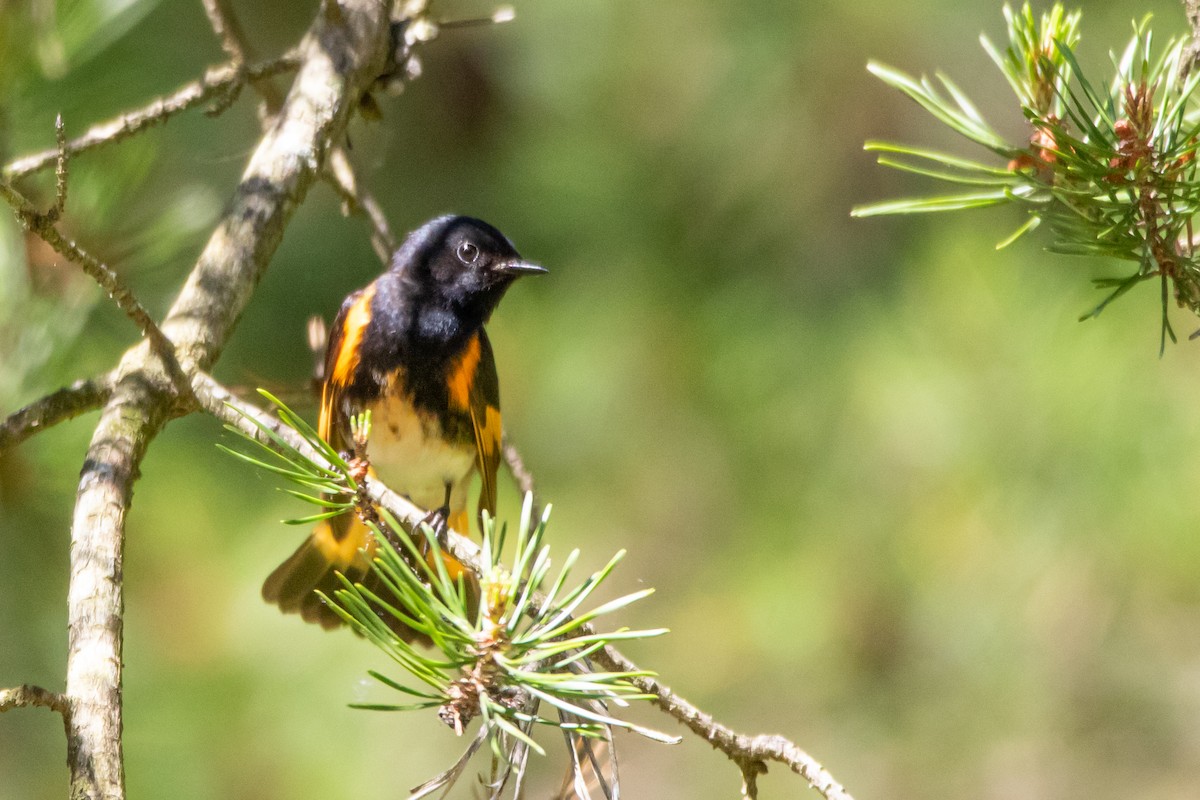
456;241;480;265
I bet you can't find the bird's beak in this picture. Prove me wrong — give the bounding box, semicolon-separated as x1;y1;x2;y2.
495;259;548;277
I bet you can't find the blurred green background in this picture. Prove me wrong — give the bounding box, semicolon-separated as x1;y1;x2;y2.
4;0;1200;797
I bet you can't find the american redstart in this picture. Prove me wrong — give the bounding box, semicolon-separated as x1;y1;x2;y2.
262;215;545;634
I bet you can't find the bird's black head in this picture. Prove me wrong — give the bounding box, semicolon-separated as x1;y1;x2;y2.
391;215;545;326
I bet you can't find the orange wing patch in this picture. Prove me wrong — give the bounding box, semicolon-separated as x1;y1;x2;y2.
446;334;482;411
320;285;376;444
330;285;376;386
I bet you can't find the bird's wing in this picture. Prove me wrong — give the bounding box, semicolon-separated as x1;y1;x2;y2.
445;329;502;519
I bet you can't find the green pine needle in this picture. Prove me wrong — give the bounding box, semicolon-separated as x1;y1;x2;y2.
327;494;677;771
219;393;676;796
857;2;1200;343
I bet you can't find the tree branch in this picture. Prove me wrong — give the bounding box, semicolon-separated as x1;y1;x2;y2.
325;146;397;265
1184;0;1200;71
201;0;250;65
48;3;398;797
200;0;287;120
0;684;71;717
591;649;852;800
0;170;193;397
501;433;540;516
197;0;397;266
66;372;169;800
0;375;113;452
1;53;300;180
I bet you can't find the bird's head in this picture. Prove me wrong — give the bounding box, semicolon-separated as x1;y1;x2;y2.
393;215;546;321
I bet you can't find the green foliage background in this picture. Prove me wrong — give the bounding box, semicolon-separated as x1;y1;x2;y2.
3;0;1199;797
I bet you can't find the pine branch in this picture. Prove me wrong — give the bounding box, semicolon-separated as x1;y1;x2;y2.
856;3;1200;347
202;382;854;800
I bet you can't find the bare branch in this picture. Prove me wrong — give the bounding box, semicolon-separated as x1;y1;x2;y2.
1180;0;1200;71
326;146;397;265
594;644;852;800
201;0;397;267
50;114;68;220
0;375;112;452
439;6;517;28
0;174;193;397
199;0;400;292
1;53;300;180
501;432;540;515
199;0;287;119
0;684;70;718
58;3;397;797
66;376;168;799
201;0;249;64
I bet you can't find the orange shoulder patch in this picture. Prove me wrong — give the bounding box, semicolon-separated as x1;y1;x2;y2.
446;333;482;411
330;285;376;387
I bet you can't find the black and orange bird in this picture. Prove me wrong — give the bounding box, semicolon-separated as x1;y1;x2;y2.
262;215;545;631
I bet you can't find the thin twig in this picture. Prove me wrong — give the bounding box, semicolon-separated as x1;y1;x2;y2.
1;685;73;787
440;6;517;29
201;0;248;64
200;0;395;267
2;52;300;180
202;0;404;273
200;380;853;800
594;647;851;800
501;433;540;517
0;684;70;717
219;2;395;263
326;146;397;265
0;173;194;398
49;114;68;220
0;374;113;452
199;0;286;118
199;0;412;283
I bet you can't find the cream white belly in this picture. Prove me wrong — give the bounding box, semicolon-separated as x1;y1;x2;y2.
366;394;477;514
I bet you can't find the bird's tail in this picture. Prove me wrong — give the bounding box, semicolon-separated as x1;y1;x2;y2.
262;511;477;641
262;515;375;630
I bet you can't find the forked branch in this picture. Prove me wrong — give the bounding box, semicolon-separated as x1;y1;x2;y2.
2;4;398;799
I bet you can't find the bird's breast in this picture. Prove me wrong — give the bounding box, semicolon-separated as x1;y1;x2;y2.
364;380;477;514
